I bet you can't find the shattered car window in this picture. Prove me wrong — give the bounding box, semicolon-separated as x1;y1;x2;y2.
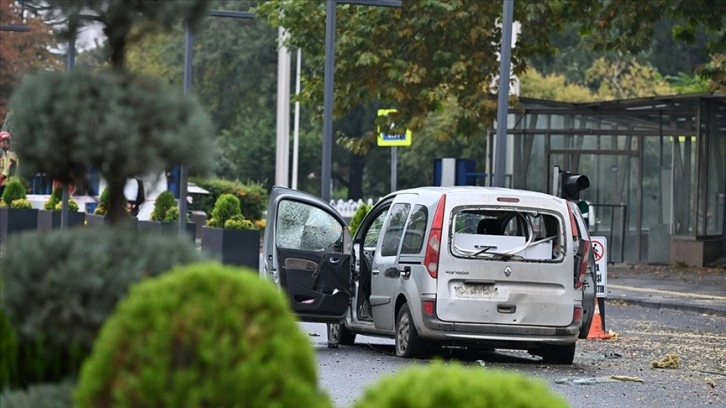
276;200;344;251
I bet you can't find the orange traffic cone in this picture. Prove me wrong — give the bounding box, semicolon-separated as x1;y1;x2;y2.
587;301;613;340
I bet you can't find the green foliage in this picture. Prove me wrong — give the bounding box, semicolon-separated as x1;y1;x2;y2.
74;262;330;408
163;205;187;222
207;193;241;228
0;381;74;408
53;200;79;212
0;309;18;389
191;178;268;222
10;198;32;209
354;362;568;408
349;203;371;235
93;187;122;216
43;187;63;210
1;178;26;206
151;191;177;221
223;214;256;230
520;68;598;102
0;228;203;384
584;57;674;99
45;187;80;212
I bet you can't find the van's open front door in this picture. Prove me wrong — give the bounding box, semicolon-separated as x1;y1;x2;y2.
263;187;353;323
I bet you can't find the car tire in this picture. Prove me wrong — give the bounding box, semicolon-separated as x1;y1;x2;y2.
537;343;576;364
327;323;356;348
395;303;426;358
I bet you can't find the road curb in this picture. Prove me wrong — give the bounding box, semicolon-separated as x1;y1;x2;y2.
605;297;726;317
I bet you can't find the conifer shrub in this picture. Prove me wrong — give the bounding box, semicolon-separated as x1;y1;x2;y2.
1;178;26;206
92;188;112;215
45;188;79;212
207;193;241;228
353;362;569;408
0;228;203;385
349;203;371;235
151;191;177;221
74;262;331;408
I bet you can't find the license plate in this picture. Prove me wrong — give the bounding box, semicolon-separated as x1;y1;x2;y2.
454;284;498;298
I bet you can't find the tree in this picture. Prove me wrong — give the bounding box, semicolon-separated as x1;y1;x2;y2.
584;57;674;99
519;69;597;102
254;0;587;139
0;0;59;129
9;0;215;224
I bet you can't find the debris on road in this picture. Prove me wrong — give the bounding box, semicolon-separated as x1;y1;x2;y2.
610;375;644;383
652;352;680;369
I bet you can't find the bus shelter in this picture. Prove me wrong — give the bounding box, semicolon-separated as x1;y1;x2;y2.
490;94;725;266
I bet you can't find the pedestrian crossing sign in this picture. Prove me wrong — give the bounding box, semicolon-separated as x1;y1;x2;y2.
377;109;412;147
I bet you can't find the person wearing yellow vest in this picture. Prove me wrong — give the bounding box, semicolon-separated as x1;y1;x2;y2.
0;130;20;197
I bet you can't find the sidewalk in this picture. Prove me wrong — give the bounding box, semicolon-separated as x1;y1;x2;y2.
605;264;726;317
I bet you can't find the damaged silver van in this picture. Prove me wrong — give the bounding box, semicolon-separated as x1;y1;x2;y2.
262;186;596;364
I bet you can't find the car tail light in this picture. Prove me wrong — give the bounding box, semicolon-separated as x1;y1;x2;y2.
424;194;446;279
575;240;591;288
573;306;583;322
423;300;435;315
567;203;589;288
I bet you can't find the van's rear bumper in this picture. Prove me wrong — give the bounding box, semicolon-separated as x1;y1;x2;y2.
419;298;579;343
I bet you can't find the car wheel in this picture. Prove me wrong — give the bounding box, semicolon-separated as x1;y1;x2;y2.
327;323;356;348
395;303;426;358
537;343;576;364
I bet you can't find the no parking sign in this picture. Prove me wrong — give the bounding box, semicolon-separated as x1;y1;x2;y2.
591;237;607;298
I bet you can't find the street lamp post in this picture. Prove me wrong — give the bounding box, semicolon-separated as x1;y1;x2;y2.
493;0;514;188
320;0;402;202
179;10;254;233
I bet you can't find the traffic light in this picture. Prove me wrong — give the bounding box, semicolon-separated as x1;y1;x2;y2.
560;171;590;201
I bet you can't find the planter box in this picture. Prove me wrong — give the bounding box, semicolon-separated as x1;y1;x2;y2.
84;213;108;228
0;208;39;245
201;226;260;271
37;210;86;232
138;220;196;242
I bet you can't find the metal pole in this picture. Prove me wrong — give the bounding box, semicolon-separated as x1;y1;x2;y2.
179;23;192;234
292;48;302;190
391;146;397;192
321;0;336;202
61;35;76;229
275;27;291;188
493;0;514;188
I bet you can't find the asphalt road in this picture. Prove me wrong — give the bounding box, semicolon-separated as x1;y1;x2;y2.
301;303;726;408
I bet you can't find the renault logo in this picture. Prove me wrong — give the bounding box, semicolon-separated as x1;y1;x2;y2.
504;266;512;277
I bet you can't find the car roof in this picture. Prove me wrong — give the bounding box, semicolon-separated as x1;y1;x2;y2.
383;186;564;203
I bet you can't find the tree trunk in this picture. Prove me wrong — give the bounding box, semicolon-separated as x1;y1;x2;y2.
107;180;128;226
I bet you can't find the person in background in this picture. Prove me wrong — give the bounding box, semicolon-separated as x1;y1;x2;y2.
0;130;19;197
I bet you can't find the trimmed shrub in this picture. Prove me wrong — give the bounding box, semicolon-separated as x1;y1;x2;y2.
74;262;331;408
0;381;75;408
224;214;256;230
93;188;111;215
10;198;32;209
207;193;241;228
190;178;268;222
53;200;79;212
349;203;371;235
151;191;177;221
1;178;26;206
0;228;203;385
353;362;569;408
